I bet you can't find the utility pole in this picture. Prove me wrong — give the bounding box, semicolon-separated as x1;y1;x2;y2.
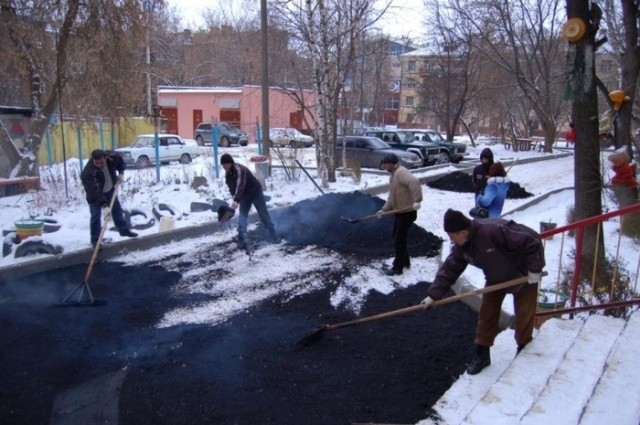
260;0;270;159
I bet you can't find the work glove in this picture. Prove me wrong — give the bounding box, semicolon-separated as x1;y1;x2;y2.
102;206;111;221
413;202;421;211
117;174;124;184
376;210;384;219
420;296;434;308
527;271;542;284
231;201;238;209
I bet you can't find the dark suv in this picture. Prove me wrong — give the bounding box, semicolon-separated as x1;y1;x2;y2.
406;129;469;163
363;129;444;166
194;122;249;147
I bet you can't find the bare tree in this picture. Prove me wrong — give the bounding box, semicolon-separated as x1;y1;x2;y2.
447;0;568;152
598;0;640;234
271;0;389;186
416;0;483;142
0;0;165;178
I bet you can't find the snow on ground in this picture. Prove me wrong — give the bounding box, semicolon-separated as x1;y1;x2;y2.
1;141;638;424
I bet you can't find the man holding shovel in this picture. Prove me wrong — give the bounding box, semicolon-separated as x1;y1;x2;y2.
81;149;138;246
377;154;423;276
421;209;545;375
221;153;279;249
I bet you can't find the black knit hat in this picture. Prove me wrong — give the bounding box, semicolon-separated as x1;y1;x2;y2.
381;153;399;164
443;209;471;232
220;154;234;165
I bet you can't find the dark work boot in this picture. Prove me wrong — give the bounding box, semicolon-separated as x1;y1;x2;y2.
119;229;138;238
466;345;491;375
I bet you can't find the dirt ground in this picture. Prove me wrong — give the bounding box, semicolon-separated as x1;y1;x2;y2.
0;192;478;425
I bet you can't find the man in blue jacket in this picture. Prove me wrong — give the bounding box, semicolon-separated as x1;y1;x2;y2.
81;149;138;246
421;209;545;375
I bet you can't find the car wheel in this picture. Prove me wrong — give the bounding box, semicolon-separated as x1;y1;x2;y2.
136;156;151;169
179;153;192;164
14;240;62;258
196;136;204;146
220;136;230;147
436;153;451;164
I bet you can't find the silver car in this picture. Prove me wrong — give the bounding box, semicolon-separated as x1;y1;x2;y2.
335;136;423;169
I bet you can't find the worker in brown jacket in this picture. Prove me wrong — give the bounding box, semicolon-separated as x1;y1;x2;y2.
421;209;545;375
377;153;423;276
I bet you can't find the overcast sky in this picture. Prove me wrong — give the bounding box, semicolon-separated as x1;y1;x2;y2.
165;0;428;41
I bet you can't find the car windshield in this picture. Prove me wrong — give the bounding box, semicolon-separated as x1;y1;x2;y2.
219;123;235;131
366;137;392;149
395;131;414;143
132;137;152;147
427;131;445;142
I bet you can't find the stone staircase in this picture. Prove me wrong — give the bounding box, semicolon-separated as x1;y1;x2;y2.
417;310;640;425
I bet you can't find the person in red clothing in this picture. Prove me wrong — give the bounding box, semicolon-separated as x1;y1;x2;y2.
565;123;577;144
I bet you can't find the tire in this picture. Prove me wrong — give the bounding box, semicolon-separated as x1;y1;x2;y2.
129;207;156;230
196;136;204;146
220;136;230;147
3;232;17;258
436;152;451;164
136;156;151;169
152;203;183;221
34;216;62;233
179;153;192;164
14;240;62;258
599;133;613;149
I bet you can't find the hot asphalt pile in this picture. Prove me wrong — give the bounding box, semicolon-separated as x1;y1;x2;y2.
269;191;442;260
0;191;477;425
427;170;534;198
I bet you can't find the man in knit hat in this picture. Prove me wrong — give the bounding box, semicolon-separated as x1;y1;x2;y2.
220;153;278;248
377;153;423;276
421;209;545;375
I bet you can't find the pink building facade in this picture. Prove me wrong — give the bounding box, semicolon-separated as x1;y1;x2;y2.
158;85;316;144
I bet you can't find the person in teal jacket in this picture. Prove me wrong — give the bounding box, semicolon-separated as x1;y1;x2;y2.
476;162;510;218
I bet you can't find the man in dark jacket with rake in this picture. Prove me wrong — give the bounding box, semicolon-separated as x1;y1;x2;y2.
81;149;138;246
421;209;545;375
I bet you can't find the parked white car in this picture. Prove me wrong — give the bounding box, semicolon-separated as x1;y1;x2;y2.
269;128;314;148
116;134;201;168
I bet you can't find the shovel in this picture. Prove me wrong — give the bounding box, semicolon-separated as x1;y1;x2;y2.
341;207;416;224
60;182;121;306
295;272;547;350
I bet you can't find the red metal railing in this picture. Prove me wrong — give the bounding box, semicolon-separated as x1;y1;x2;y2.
537;202;640;318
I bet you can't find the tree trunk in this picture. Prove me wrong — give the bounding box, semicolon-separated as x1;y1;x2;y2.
567;0;606;284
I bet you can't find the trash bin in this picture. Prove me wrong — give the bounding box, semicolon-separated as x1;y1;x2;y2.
250;155;269;191
535;289;568;328
14;219;45;241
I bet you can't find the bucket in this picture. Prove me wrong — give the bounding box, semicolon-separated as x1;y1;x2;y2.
158;216;176;233
14;219;45;241
535;289;568;328
539;221;557;239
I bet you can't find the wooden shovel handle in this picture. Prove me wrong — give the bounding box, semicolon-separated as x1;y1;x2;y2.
347;207;416;223
325;272;547;332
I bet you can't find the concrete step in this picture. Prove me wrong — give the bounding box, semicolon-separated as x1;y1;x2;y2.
519;315;624;424
463;318;584;424
579;310;640;425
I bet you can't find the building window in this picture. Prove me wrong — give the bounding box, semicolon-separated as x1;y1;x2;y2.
408;61;416;71
490;118;499;129
406;96;414;106
406;113;415;123
406;78;415;88
386;97;399;109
